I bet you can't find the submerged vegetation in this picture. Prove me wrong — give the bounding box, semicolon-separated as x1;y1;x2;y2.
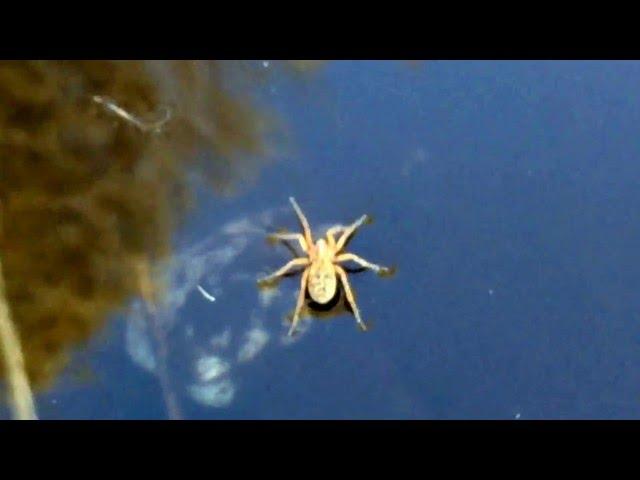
0;60;324;418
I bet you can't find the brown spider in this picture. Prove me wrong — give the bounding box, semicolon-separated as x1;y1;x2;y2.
258;197;394;336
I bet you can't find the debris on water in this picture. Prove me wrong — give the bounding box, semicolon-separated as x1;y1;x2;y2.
197;285;217;302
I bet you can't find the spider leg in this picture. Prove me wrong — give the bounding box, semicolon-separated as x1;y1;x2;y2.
289;197;314;247
257;257;309;286
288;267;310;336
325;225;346;250
267;232;308;254
334;253;393;276
335;214;371;252
280;240;301;258
335;265;368;331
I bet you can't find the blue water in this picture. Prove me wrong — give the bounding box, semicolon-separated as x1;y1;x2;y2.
19;60;640;419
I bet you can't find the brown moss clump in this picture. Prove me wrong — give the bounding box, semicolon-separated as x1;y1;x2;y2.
0;60;281;391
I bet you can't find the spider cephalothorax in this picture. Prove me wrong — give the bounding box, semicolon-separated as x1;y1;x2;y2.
258;197;393;336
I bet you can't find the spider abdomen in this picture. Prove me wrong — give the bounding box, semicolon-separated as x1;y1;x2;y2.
307;261;338;304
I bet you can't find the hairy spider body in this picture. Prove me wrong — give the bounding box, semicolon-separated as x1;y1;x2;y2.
307;239;338;304
258;197;393;336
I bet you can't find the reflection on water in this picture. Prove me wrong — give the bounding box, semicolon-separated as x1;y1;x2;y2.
124;202;388;415
0;60;323;419
124;206;316;415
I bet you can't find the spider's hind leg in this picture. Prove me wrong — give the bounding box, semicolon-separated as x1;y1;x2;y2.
335;265;368;332
288;268;310;336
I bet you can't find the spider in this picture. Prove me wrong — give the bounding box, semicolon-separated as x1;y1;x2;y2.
257;197;394;336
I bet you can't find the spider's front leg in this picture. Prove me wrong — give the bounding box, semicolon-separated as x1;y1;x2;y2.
325;225;346;250
267;231;308;255
335;265;368;332
335;214;372;252
334;253;395;277
289;197;314;247
257;257;309;287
